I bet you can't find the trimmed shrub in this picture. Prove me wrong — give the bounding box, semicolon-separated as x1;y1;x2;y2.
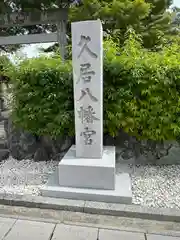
7;32;180;141
9;56;74;137
103;33;180;140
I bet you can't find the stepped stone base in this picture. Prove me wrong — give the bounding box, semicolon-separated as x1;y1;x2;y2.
41;171;132;203
40;145;132;204
58;145;115;190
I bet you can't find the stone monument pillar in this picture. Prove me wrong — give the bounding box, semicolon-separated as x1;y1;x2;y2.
41;20;132;204
72;20;103;158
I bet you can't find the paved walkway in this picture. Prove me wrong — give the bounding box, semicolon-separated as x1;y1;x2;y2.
0;216;179;240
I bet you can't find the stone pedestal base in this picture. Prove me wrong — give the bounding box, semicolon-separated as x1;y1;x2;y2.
58;145;115;190
40;145;132;204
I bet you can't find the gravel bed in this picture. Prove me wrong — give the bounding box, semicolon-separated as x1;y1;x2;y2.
131;165;180;209
0;156;58;196
1;157;180;209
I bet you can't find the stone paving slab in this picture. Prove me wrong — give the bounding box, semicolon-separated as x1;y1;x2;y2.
0;217;16;239
0;216;180;240
52;224;98;240
146;234;180;239
99;229;145;240
3;219;55;240
1;204;180;238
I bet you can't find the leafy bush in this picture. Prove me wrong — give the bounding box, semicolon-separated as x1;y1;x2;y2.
0;55;13;84
104;31;180;140
7;31;180;141
8;56;74;137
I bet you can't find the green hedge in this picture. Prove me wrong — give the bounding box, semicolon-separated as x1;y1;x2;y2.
7;32;180;141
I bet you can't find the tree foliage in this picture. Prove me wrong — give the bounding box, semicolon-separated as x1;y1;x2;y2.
70;0;172;49
0;55;12;111
0;0;174;53
6;30;180;140
0;55;12;84
41;0;174;53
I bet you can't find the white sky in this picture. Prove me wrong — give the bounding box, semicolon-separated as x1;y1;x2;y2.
20;42;54;58
7;42;54;63
174;0;180;7
21;43;53;58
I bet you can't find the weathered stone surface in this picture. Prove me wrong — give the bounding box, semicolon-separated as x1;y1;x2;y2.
4;117;73;161
20;132;37;153
0;149;9;161
4;119;37;160
0;98;5;111
105;130;180;165
0;139;7;149
157;146;180;165
40;135;73;159
34;147;49;162
3;115;180;164
9;145;24;160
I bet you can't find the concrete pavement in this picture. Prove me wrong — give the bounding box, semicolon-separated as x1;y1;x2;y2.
0;203;180;239
0;215;179;240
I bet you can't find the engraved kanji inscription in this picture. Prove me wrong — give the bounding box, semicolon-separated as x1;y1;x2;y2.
78;88;98;102
80;127;96;145
78;35;98;59
77;63;95;84
78;105;99;123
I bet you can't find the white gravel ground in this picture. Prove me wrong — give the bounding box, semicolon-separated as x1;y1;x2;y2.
131;165;180;209
1;157;180;209
0;156;58;196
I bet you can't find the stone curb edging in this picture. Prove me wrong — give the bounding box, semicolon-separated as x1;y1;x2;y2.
0;193;179;222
